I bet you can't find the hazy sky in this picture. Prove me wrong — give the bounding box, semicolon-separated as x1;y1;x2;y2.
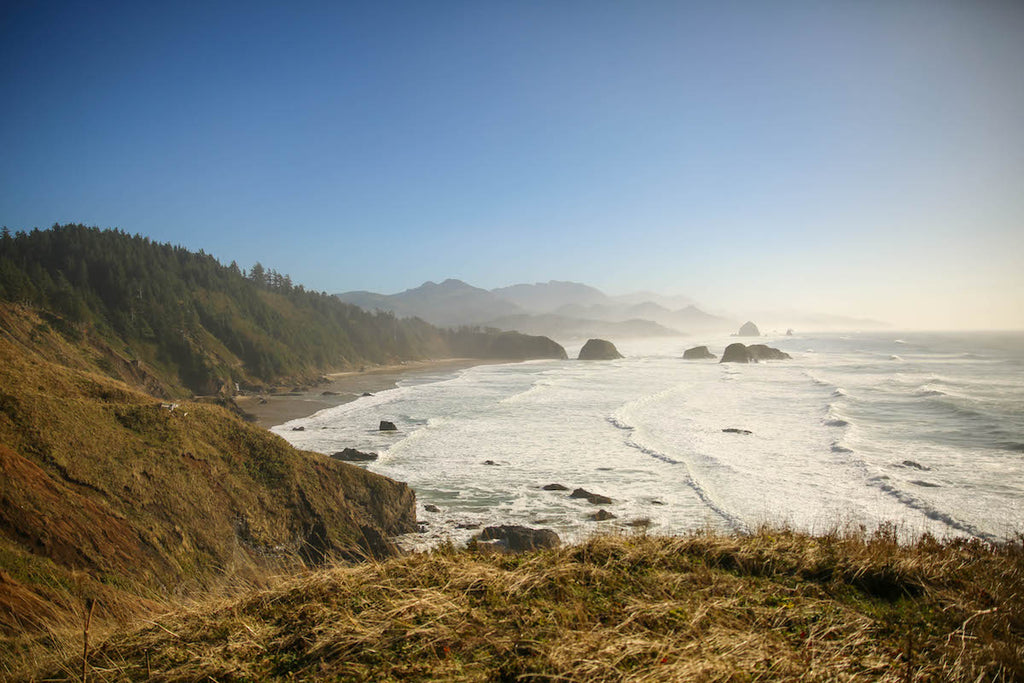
2;1;1022;329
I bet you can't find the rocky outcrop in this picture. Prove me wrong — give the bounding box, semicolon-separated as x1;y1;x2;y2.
683;345;715;360
331;448;378;462
737;321;761;337
588;509;617;521
720;343;791;363
578;339;623;360
570;488;613;505
542;483;569;491
447;330;569;360
379;420;397;431
477;525;561;553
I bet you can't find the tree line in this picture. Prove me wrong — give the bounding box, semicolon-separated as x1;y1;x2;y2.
0;224;561;394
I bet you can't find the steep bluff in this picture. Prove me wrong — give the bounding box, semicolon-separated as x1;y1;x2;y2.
0;305;416;634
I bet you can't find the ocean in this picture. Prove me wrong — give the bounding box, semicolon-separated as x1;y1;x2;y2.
273;331;1024;548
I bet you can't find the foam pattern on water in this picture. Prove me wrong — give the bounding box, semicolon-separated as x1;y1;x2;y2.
274;332;1024;547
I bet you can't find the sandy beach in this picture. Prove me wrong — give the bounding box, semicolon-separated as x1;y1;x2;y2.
236;358;490;428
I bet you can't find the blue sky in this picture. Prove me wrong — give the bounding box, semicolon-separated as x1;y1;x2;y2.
1;1;1022;328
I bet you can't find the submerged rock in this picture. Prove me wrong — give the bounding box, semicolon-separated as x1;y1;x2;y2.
291;426;305;431
722;428;752;435
570;488;613;505
423;504;440;513
477;525;561;553
578;339;624;360
683;345;716;360
738;321;761;336
588;509;617;521
379;420;397;431
331;448;378;462
542;483;569;491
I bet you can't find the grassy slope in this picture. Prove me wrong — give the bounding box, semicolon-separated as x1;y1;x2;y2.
41;530;1024;682
0;304;418;668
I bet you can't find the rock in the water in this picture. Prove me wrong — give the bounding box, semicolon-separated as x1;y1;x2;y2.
901;460;931;471
721;343;751;363
588;509;617;521
578;338;624;360
483;460;499;466
786;328;794;336
379;420;397;431
362;392;374;397
720;343;791;363
291;426;305;431
738;321;761;336
331;447;378;462
542;483;569;491
722;428;752;435
423;504;440;513
321;390;340;396
683;345;716;360
748;344;791;361
570;488;613;505
477;525;561;552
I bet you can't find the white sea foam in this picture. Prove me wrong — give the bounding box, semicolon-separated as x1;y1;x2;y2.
275;332;1024;547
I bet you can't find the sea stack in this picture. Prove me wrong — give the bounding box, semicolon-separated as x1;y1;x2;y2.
737;321;761;336
683;345;716;360
720;343;791;363
578;339;623;360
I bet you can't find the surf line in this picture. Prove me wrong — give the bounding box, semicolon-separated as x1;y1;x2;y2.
606;415;747;533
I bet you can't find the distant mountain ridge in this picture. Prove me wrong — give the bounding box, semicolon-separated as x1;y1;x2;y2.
336;279;734;339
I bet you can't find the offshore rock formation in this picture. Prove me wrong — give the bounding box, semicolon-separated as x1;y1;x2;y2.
683;345;716;360
738;321;761;336
578;339;624;360
331;448;378;462
720;343;792;363
477;525;561;553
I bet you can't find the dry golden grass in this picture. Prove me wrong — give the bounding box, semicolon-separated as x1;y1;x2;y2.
26;527;1024;682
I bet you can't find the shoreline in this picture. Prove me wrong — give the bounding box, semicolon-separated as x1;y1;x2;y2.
236;358;492;428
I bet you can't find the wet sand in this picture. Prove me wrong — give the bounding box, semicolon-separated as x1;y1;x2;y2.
236;358;491;428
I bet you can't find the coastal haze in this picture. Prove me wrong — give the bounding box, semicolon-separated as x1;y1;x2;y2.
3;3;1024;677
2;2;1023;331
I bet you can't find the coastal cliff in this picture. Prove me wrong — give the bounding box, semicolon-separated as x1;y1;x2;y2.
0;303;417;637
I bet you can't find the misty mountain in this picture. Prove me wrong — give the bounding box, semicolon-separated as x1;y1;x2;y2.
336;278;734;339
491;280;610;313
337;279;524;328
485;314;682;339
609;290;695;310
555;302;734;333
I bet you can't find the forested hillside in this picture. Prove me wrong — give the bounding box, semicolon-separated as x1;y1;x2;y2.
0;224;564;396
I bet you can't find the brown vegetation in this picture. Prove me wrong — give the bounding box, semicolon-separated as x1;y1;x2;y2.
18;528;1023;681
0;304;417;670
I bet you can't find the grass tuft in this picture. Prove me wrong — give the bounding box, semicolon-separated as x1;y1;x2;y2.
29;528;1024;681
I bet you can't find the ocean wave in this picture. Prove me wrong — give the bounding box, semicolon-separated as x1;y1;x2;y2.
803;371;831;387
832;388;848;398
830;442;853;453
867;476;994;541
825;418;850;428
894;339;908;345
604;416;746;532
889;355;903;361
